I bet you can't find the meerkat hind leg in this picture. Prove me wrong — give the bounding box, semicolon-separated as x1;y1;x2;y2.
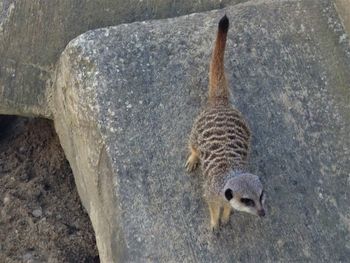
185;145;200;172
221;202;232;225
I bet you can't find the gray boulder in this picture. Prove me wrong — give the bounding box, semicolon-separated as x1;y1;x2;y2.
335;0;350;34
53;0;350;262
0;0;244;117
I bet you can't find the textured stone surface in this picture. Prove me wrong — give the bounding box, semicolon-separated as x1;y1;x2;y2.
0;0;245;117
334;0;350;36
53;0;350;262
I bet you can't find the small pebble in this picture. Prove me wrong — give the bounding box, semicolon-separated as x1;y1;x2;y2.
32;208;42;218
46;210;52;216
19;146;26;153
23;252;33;261
3;195;11;204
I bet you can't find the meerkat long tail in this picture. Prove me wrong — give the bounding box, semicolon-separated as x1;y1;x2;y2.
209;15;229;104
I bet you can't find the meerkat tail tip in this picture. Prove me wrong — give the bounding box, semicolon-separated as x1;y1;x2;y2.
218;15;229;33
208;14;230;103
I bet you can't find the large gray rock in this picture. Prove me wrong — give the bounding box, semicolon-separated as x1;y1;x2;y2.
53;0;350;262
0;0;245;117
335;0;350;35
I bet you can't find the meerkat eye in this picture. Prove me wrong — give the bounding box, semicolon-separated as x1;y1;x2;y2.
240;198;255;207
224;189;233;201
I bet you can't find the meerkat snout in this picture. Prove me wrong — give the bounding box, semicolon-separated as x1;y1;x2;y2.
223;173;266;217
258;209;265;217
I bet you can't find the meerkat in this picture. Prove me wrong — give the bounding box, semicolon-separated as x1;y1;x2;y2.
186;15;266;231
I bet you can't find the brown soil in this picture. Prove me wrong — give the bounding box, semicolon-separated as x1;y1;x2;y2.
0;117;99;263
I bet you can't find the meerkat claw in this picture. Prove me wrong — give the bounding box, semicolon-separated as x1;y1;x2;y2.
211;223;219;232
220;216;231;226
185;155;199;172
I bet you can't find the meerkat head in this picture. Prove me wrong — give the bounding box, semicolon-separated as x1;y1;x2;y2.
222;173;266;217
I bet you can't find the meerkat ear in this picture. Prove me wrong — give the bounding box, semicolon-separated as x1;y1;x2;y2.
224;189;233;201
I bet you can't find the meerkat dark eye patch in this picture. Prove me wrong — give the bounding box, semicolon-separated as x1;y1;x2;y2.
240;198;255;207
224;189;233;201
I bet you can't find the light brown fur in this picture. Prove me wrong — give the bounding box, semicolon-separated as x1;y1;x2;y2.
186;15;265;231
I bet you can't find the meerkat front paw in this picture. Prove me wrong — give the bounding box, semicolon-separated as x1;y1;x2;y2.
210;220;220;232
221;203;232;226
220;215;231;226
185;154;199;172
208;200;221;232
185;145;200;172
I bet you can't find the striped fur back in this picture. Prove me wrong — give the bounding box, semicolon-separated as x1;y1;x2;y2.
190;104;251;178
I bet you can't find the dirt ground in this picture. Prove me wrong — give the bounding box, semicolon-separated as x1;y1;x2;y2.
0;117;99;263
